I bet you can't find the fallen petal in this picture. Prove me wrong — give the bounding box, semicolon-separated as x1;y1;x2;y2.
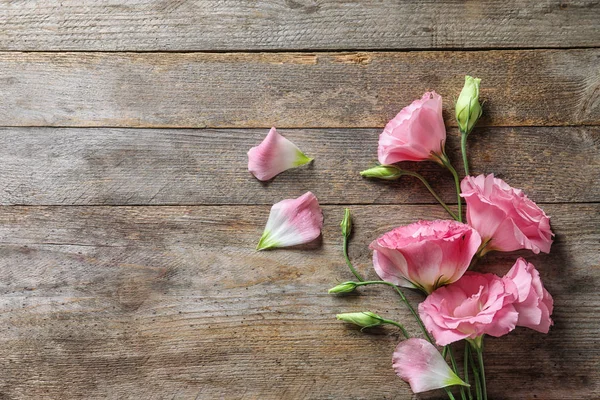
392;338;468;393
248;127;313;181
257;192;323;250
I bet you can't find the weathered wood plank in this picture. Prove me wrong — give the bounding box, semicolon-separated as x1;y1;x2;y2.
0;50;598;128
0;204;598;399
1;1;599;51
1;126;598;206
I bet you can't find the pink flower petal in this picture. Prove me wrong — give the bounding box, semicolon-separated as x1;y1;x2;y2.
248;127;313;181
392;338;468;393
257;192;323;250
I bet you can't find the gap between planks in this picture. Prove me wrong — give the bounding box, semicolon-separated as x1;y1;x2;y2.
4;46;600;54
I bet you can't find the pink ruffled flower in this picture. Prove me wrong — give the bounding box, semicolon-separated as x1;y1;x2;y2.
393;338;468;393
461;174;554;254
503;258;554;333
248;127;313;181
419;272;518;346
256;192;323;250
370;220;482;293
378;91;446;164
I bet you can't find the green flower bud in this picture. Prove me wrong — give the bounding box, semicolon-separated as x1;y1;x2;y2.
360;164;403;180
328;281;358;294
455;75;482;134
340;208;352;238
336;312;384;328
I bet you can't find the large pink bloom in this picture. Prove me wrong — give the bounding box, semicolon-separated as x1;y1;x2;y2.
370;220;481;294
248;127;313;181
393;338;468;393
503;258;554;333
256;192;323;250
419;272;518;346
461;174;553;254
378;91;446;164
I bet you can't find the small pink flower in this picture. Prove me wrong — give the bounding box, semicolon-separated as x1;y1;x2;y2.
248;127;313;181
419;272;518;346
461;174;554;254
393;338;468;393
503;258;554;333
378;91;446;164
256;192;323;250
370;220;481;293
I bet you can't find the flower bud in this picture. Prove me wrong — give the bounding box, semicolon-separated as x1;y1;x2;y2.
336;312;384;328
340;208;352;238
328;281;358;294
455;76;482;134
360;164;403;180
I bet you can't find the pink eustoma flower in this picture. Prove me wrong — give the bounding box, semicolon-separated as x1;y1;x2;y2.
393;338;468;393
503;258;554;333
378;91;447;164
419;272;518;346
248;127;313;181
461;174;554;254
257;192;323;250
370;220;482;293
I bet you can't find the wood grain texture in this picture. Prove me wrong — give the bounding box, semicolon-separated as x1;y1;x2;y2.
0;50;599;128
0;204;598;399
1;1;599;51
0;126;598;206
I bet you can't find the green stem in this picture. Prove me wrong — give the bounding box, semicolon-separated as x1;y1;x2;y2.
464;344;473;400
459;98;472;176
470;350;482;400
343;236;364;282
442;156;463;223
380;319;410;339
475;345;487;400
402;170;459;221
356;280;432;343
445;389;457;400
431;152;463;222
356;279;453;400
460;132;470;176
447;346;467;400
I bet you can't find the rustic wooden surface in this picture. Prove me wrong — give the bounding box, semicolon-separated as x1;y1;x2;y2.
1;50;599;128
1;1;599;51
0;2;599;399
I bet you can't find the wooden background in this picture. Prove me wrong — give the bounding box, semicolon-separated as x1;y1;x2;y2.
0;1;599;399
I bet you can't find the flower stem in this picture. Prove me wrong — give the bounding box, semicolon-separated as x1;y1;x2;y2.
380;319;410;339
443;157;463;223
343;236;364;282
402;170;459;221
475;345;487;400
460;132;470;176
445;389;457;400
355;280;432;343
355;280;453;400
464;344;473;400
447;345;467;400
432;153;463;222
470;350;483;400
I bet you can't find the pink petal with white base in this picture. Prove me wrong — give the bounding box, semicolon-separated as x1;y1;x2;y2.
248;127;313;181
393;338;468;393
257;192;323;250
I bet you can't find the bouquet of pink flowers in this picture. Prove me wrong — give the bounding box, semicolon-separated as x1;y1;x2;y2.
248;76;554;399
